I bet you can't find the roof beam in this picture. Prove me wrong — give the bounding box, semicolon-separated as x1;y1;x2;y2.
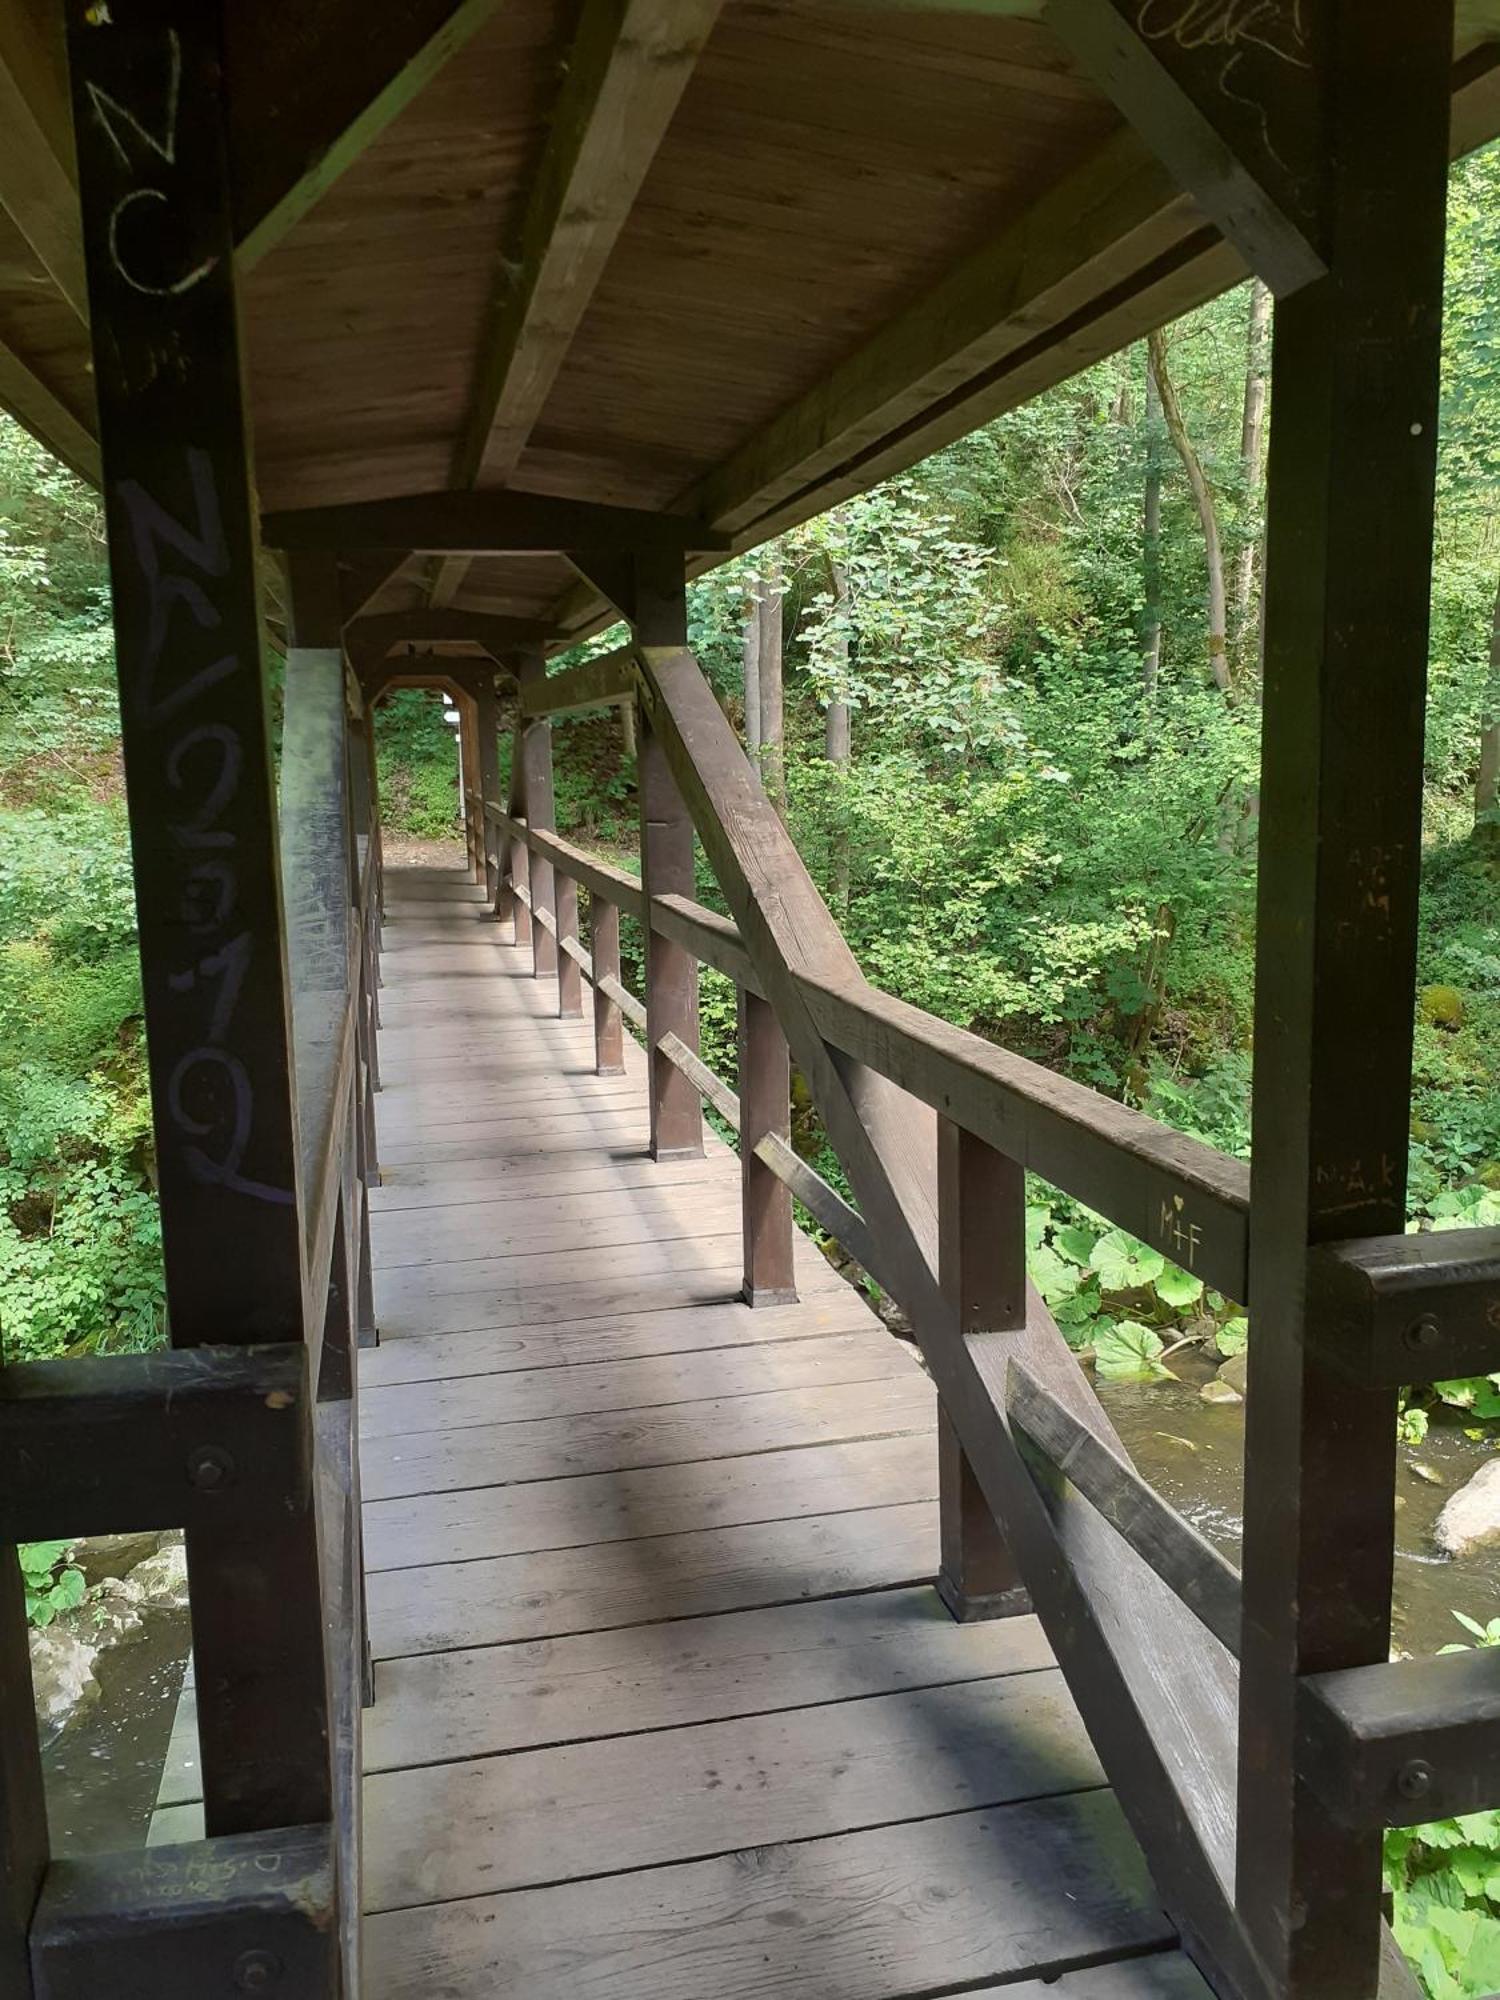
345;609;554;662
452;0;722;493
0;336;97;485
0;0;85;317
262;488;731;555
1043;0;1325;296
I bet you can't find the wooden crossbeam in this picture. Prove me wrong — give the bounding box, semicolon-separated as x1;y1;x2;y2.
1045;0;1325;295
452;0;721;492
0;1345;311;1544
263;488;730;555
520;644;636;716
345;608;551;666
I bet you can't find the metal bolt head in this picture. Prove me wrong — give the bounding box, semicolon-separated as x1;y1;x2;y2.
186;1444;235;1492
234;1949;282;1992
1402;1313;1441;1354
1396;1758;1434;1803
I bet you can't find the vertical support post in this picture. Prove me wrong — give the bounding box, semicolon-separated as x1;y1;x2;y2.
458;694;482;883
738;987;796;1304
591;896;626;1074
516;654;557;979
556;872;583;1017
634;560;702;1160
0;1549;47;1998
935;1118;1030;1622
476;678;502;906
1236;9;1453;1994
65;0;331;1836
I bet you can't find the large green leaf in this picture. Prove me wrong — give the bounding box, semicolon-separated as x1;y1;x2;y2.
1093;1319;1172;1381
1154;1261;1203;1309
1091;1229;1164;1293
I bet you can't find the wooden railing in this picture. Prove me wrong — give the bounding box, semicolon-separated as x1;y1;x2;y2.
477;623;1500;2000
1;652;384;1999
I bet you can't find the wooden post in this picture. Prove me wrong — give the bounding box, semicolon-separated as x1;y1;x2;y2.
476;679;502;905
556;871;583;1017
738;987;796;1304
516;655;557;979
936;1118;1030;1622
1236;9;1453;1994
64;0;332;1836
635;560;702;1160
591;895;626;1074
458;694;482;882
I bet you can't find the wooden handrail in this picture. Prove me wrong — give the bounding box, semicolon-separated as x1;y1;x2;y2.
486;794;1250;1302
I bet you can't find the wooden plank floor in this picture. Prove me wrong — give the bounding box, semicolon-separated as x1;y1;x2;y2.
152;863;1213;1998
352;865;1212;2000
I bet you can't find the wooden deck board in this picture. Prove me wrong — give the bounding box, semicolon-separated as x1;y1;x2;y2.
351;865;1191;2000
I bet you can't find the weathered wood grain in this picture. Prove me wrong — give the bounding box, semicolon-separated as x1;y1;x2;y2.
362;1793;1174;1998
364;1431;937;1572
360;1327;912;1437
364;1586;1052;1770
367;1502;938;1658
365;1671;1099;1907
362;1373;933;1500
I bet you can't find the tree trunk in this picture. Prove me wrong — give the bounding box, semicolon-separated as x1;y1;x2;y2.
823;556;851;911
1233;278;1272;662
1149;327;1230;694
1477;570;1500;833
759;547;786;808
1141;356;1164;697
742;573;762;757
620;698;637;761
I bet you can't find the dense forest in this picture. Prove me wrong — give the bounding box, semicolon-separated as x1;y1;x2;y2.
3;146;1499;1997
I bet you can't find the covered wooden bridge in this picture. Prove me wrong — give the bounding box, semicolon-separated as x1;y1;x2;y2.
1;3;1498;1998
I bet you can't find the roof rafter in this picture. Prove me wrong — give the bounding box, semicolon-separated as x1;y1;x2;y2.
0;335;98;486
453;0;722;492
431;0;721;613
0;0;505;339
1044;0;1324;295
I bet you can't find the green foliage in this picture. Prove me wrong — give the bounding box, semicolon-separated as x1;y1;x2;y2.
1387;1615;1500;1999
0;419;163;1363
18;1541;86;1628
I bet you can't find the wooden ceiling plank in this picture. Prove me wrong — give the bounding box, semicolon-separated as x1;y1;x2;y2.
0;335;98;485
233;0;508;272
262;488;733;554
453;0;723;493
0;1;86;319
676;131;1196;537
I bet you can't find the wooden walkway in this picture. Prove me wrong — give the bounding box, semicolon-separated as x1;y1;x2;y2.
153;862;1212;1998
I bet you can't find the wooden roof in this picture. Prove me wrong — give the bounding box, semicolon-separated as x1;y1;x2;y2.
3;0;1500;649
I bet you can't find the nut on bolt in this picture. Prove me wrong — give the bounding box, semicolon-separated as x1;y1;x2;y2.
1402;1313;1442;1354
1395;1758;1434;1804
186;1443;236;1492
234;1949;283;1992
